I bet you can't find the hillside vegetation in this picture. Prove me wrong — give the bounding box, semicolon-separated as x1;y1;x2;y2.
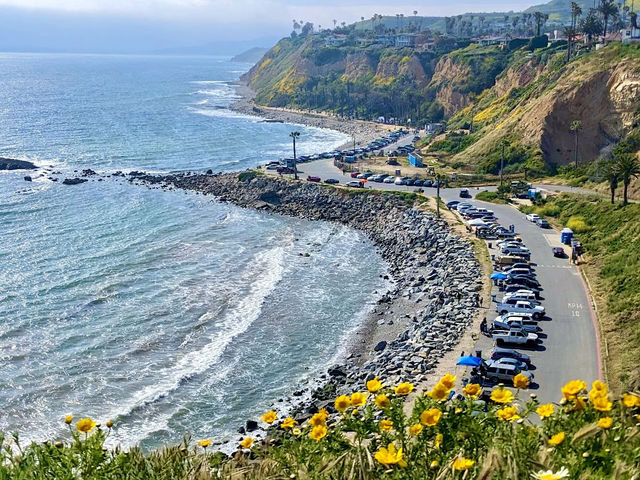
4;376;640;479
520;194;640;392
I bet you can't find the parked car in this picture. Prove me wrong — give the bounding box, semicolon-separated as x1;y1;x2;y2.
490;347;532;365
346;180;365;188
503;283;542;298
413;179;424;186
504;276;541;291
266;163;280;170
526;213;541;222
383;177;395;184
536;218;550;228
492;327;539;347
493;316;541;333
552;247;566;258
496;300;545;319
324;178;339;184
306;175;321;182
502;291;540;305
276;166;294;174
394;177;404;185
485;357;529;372
483;361;534;383
447;200;460;209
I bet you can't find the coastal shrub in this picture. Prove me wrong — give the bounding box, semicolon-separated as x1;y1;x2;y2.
5;376;640;479
566;215;590;233
475;190;508;204
237;171;259;182
428;132;478;155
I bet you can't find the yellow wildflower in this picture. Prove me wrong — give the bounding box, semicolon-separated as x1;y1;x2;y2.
561;380;586;400
536;403;554;419
452;457;475;471
592;395;613;412
571;396;587;412
428;382;451;401
439;374;456;390
430;460;440;468
64;415;73;425
334;395;351;412
490;388;514;404
380;419;394;431
513;373;530;389
105;420;113;429
548;432;565;446
309;409;328;427
198;439;212;448
375;394;390;410
374;443;406;467
588;380;607;401
622;393;640;408
239;437;254;449
434;433;443;448
497;406;520;422
409;424;423;436
532;467;569;479
309;424;327;441
261;411;277;424
394;382;414;396
598;417;613;429
366;377;383;393
76;418;96;434
420;408;442;427
350;392;367;407
292;428;301;436
280;417;297;430
462;383;481;398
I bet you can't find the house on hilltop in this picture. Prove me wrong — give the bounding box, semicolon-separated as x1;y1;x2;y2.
325;34;347;47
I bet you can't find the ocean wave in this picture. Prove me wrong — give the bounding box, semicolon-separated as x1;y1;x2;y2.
190;80;227;85
103;245;286;431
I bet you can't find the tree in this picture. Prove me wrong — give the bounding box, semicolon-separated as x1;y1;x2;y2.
597;0;619;42
570;120;583;168
615;152;640;205
599;157;620;204
290;131;300;180
581;8;604;44
533;11;547;36
567;2;583;61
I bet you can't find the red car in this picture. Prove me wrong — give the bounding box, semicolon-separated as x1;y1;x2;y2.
552;247;566;258
277;166;294;174
350;172;360;178
307;175;321;182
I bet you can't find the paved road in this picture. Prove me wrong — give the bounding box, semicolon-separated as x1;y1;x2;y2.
283;160;601;402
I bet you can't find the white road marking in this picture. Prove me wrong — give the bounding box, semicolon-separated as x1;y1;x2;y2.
543;233;563;247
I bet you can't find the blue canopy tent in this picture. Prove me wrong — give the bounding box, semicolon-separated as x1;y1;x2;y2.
456;355;483;367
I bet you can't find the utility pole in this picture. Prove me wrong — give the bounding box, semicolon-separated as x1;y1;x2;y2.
500;141;506;187
290;131;300;180
436;174;442;218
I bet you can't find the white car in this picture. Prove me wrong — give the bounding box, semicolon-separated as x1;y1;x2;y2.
394;177;404;185
526;213;540;222
496;300;545;319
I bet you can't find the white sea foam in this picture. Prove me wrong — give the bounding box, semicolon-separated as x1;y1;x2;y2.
103;245;286;430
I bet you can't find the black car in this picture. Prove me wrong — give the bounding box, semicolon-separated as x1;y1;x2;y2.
446;200;460;209
414;179;424;186
504;276;540;289
490;347;532;365
324;178;340;184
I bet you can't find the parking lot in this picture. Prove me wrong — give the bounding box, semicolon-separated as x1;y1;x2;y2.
446;193;601;404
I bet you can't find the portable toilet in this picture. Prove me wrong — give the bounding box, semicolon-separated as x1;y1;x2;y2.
561;227;574;245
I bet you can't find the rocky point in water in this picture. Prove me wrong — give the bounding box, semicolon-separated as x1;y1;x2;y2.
0;158;37;170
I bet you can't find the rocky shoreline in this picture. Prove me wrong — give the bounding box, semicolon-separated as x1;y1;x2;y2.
126;170;482;442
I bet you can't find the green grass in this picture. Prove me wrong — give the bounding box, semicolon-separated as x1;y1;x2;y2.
475;190;508;204
520;194;640;391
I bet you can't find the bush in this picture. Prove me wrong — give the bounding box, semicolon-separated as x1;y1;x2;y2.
566;215;591;233
528;35;549;51
5;376;640;479
238;171;259;182
475;190;507;203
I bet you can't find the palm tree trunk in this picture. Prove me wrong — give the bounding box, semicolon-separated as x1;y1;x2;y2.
624;180;629;205
611;186;615;204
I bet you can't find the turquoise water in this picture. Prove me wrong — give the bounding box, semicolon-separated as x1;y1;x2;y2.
0;54;386;449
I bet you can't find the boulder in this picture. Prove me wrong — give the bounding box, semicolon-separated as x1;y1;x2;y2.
0;158;37;170
62;178;88;185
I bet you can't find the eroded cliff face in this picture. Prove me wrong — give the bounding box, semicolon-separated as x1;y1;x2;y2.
374;55;429;86
342;52;375;81
430;57;473;117
457;49;640;167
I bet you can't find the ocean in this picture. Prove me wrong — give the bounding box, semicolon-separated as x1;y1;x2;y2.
0;53;388;449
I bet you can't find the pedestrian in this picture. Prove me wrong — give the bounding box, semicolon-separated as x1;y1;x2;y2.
480;318;487;333
479;296;483;308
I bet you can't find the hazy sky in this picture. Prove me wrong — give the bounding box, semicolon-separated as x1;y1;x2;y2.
0;0;544;54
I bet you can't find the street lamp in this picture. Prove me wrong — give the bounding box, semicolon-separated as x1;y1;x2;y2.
290;131;300;180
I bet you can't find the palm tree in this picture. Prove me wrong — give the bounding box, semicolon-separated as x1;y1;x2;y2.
570;120;583;168
616;152;640;205
290;131;300;180
568;2;583;60
333;19;337;29
598;0;619;42
599;157;620;204
581;8;604;44
533;11;546;36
